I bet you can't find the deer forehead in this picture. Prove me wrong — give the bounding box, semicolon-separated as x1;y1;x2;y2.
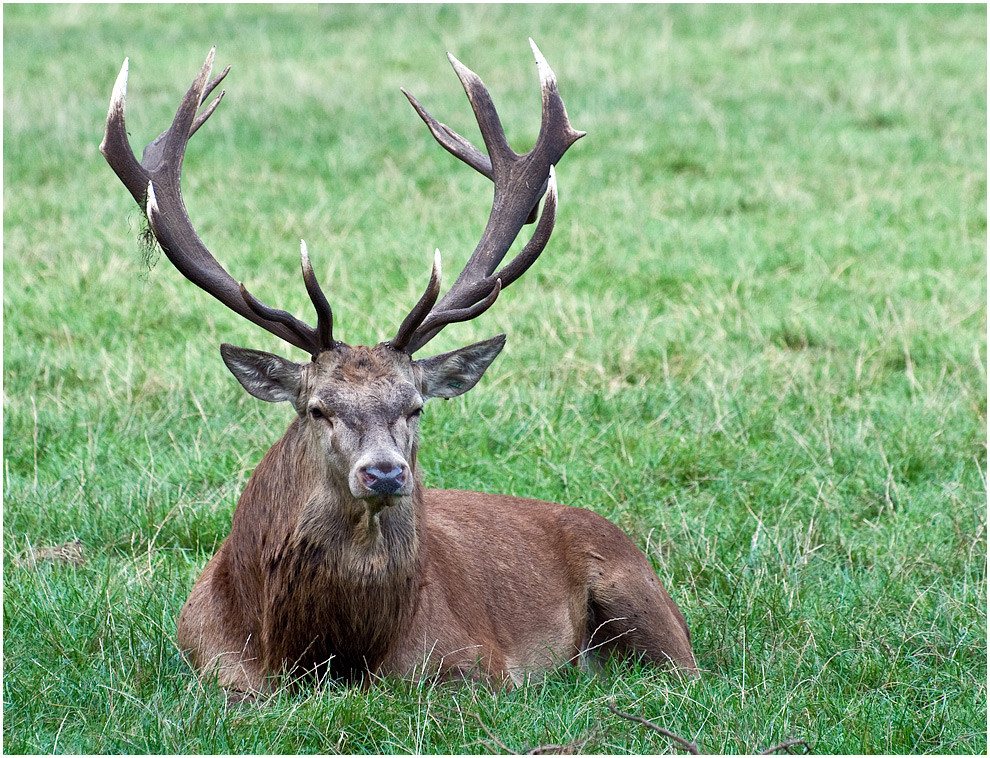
304;344;422;414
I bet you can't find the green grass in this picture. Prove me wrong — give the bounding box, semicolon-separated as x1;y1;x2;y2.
4;3;986;754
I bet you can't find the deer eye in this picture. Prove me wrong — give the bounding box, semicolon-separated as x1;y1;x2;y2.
407;407;423;421
309;406;327;421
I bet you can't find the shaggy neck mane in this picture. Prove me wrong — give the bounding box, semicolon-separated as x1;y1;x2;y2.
237;419;424;683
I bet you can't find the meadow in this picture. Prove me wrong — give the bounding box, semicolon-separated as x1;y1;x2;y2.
3;4;986;753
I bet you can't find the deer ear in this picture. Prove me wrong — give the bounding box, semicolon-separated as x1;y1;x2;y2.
220;343;302;404
416;334;506;400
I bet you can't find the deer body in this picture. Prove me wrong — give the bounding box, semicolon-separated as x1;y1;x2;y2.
182;490;696;691
101;44;697;695
385;489;695;683
178;344;695;692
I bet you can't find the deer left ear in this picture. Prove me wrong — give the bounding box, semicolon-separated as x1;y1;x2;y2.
220;343;302;404
416;334;506;400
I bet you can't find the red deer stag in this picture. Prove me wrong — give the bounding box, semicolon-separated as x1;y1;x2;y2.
101;43;697;694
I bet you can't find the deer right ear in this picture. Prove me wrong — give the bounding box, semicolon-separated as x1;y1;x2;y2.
416;334;506;400
220;343;302;404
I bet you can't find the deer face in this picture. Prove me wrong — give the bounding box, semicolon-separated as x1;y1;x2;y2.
220;336;505;503
304;346;424;500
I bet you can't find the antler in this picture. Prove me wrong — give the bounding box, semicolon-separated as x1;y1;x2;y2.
102;44;581;358
389;39;585;354
100;48;335;357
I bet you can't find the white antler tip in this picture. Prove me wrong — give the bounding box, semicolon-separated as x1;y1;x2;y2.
529;39;554;85
146;181;158;214
446;51;479;85
110;58;129;108
196;47;216;99
433;248;442;279
300;239;310;262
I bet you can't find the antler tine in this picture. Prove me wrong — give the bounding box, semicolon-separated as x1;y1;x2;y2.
401;89;493;181
300;240;336;349
489;165;558;289
445;51;517;171
190;67;229;136
389;250;443;353
403;84;539;225
530;39;587;167
140;64;230;175
101;48;333;357
396;42;583;354
416;278;502;339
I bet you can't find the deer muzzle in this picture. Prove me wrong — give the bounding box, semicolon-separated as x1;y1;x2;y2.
350;455;413;500
362;464;407;495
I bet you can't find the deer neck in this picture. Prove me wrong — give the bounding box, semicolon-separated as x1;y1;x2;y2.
253;422;424;681
294;485;422;577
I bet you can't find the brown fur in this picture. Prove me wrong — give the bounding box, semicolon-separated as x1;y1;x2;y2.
177;343;697;693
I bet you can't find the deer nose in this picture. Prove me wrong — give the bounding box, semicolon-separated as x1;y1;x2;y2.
361;464;406;495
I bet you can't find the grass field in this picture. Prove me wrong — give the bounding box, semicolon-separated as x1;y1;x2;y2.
3;4;986;754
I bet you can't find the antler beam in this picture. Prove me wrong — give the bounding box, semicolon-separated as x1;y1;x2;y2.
100;48;335;357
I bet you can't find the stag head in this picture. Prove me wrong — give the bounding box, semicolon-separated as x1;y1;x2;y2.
221;336;505;504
